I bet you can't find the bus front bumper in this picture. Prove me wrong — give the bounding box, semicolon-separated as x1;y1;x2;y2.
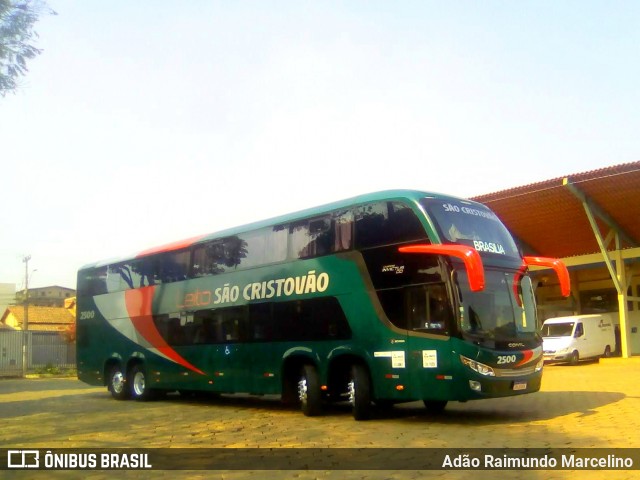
409;368;543;403
461;371;542;399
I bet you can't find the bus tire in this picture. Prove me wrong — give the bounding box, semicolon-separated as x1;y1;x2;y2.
424;400;448;413
348;364;372;421
298;364;322;417
129;364;153;401
107;365;129;400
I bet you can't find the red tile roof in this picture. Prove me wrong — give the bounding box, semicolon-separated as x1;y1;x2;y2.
1;306;75;332
472;161;640;258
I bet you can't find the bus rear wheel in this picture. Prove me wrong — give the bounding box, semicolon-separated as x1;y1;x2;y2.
129;364;154;401
298;364;322;417
348;364;372;421
108;365;129;400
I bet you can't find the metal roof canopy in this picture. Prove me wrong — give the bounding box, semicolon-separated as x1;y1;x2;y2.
473;160;640;357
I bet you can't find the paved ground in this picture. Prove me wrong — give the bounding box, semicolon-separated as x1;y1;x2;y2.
1;358;640;480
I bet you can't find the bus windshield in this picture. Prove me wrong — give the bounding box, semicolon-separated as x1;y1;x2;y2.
456;268;538;340
420;198;520;259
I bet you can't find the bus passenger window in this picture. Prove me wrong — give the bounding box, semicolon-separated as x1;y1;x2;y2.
157;250;191;283
238;230;267;269
355;202;389;249
78;267;107;296
307;217;331;257
250;303;272;341
406;284;452;334
290;221;311;259
168;317;186;345
264;226;288;264
192;241;228;277
387;202;426;243
355;202;426;249
219;306;249;342
333;210;353;252
106;264;132;292
223;320;238;341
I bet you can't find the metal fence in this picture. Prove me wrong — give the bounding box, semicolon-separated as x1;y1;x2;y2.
0;330;76;376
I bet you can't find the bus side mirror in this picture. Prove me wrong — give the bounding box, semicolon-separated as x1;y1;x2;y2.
398;244;485;292
523;256;571;297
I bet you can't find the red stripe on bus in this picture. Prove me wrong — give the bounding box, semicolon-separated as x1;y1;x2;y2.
135;235;207;258
125;287;205;375
515;349;534;367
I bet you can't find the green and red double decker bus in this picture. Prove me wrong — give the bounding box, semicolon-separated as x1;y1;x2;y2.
76;190;569;420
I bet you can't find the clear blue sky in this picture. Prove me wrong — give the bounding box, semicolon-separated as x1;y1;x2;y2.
1;1;639;290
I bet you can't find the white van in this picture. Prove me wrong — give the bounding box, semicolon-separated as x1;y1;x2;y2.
541;314;616;365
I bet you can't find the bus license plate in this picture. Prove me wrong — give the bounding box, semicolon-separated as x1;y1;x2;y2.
513;381;527;391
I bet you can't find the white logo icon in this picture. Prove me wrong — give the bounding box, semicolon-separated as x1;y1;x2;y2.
7;450;40;469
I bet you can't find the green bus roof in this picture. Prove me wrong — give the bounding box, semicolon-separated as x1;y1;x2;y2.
80;189;476;270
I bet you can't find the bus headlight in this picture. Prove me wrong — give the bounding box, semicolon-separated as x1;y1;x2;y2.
535;357;544;372
460;355;495;376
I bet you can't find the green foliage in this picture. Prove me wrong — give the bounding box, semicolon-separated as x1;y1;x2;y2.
34;364;77;376
0;0;55;96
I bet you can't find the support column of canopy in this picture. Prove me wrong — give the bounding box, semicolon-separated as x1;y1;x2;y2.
564;177;640;358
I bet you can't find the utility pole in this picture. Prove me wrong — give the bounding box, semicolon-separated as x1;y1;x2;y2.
22;255;31;377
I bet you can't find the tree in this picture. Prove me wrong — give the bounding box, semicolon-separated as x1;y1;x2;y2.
0;0;54;97
61;322;76;344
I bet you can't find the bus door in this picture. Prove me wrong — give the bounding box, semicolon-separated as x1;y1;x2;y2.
205;307;252;393
403;283;456;399
246;302;282;395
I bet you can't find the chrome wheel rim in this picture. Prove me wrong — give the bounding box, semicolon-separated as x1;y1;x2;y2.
347;379;355;405
133;371;145;396
298;378;308;404
111;371;125;394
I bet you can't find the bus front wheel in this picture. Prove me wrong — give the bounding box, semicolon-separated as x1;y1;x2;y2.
298;364;322;417
348;364;372;421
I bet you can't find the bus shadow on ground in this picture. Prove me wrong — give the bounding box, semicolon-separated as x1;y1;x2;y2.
165;389;625;425
385;390;626;425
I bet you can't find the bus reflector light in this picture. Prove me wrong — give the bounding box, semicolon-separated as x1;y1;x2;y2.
321;385;328;391
469;380;482;392
263;372;275;377
436;375;453;380
396;385;405;391
214;372;224;377
208;380;214;384
385;374;400;379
